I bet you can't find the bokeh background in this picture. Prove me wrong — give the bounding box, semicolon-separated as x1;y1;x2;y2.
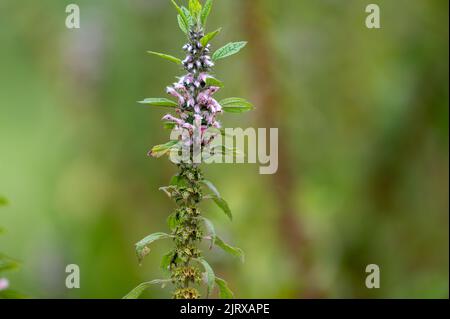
0;0;448;298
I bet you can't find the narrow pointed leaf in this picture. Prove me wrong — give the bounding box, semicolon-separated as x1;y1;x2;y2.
208;195;232;220
135;232;172;264
123;279;171;299
220;97;254;113
201;180;221;197
177;14;188;34
212;42;247;61
200;28;221;47
139;98;178;108
201;0;213;26
215;277;234;299
171;0;189;28
182;7;193;27
215;236;245;263
147;51;182;65
149;140;180;158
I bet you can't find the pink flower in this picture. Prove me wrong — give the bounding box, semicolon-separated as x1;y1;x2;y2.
0;278;9;291
162;114;184;126
166;87;185;105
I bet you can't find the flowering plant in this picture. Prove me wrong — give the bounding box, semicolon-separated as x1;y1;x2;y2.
125;0;253;299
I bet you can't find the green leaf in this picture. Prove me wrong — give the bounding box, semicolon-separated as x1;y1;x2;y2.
177;14;188;34
215;236;245;263
182;7;194;27
200;0;213;26
205;76;224;88
201;180;221;197
171;0;189;30
215;277;234;299
139;98;178;108
209;195;232;220
160;251;175;273
196;258;215;298
212;41;247;61
0;196;7;207
200;28;221;47
170;174;188;187
220;97;254;113
201;217;216;248
135;233;172;264
167;213;178;231
189;0;202;19
147;51;182;65
148;140;180;158
123;279;171;299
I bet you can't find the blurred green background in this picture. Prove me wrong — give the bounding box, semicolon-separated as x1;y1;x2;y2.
0;0;448;298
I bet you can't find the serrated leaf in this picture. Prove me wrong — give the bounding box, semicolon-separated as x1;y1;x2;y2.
205;76;224;88
196;258;215;298
220;97;254;113
201;0;213;26
147;51;182;65
139;98;178;108
201;217;216;248
177;14;188;34
215;277;234;299
123;279;171;299
212;41;247;61
135;233;172;264
149;140;180;158
201;180;221;197
200;28;221;47
215;236;245;263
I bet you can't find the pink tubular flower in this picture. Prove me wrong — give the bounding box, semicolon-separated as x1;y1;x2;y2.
166;87;185;105
162;114;184;126
198;73;208;83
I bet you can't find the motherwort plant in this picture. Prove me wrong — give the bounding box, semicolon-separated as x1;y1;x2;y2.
125;0;253;299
